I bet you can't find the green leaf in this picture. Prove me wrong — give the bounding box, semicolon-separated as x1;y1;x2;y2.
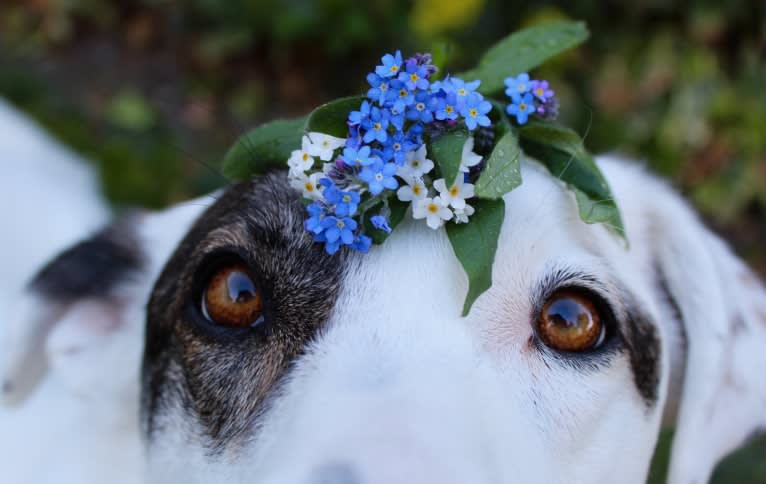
475;131;522;199
304;96;365;138
458;20;589;95
446;198;505;316
488;99;514;138
518;120;626;239
222;116;306;180
428;129;469;187
363;197;408;245
429;41;454;81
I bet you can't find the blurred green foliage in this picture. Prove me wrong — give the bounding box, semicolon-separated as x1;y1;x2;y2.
0;1;764;479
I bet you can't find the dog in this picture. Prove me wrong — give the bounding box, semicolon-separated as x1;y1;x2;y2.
0;98;129;484
7;145;764;483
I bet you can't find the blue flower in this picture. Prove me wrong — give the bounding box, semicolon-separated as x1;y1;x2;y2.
398;58;430;91
435;92;459;121
342;145;377;167
323;185;360;217
506;92;536;125
460;93;492;130
450;77;481;108
406;123;424;148
391;83;415;113
348;101;371;126
406;91;436;123
359;160;399;195
361;107;389;143
381;131;418;165
375;50;403;78
366;73;392;106
504;73;531;101
370;214;392;233
345;124;363;149
371;147;391;163
387;104;406;131
430;77;453;95
321;215;357;246
351;234;372;253
336;191;360;217
304;202;326;235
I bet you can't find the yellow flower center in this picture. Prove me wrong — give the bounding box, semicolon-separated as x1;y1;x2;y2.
520;103;527;111
536;88;544;97
450;186;460;197
374;122;382;131
469;108;478;117
458;88;467;96
410;73;419;82
445;106;454;114
390;65;399;74
304;183;314;192
302;153;309;161
342;195;351;202
413;185;422;196
336;220;345;229
412;160;420;168
427;203;439;214
399;89;408;98
380;83;388;91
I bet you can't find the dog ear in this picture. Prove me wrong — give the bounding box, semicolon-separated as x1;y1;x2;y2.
649;189;766;483
0;199;210;405
0;215;148;405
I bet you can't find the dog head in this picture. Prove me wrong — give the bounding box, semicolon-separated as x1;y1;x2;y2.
134;156;766;484
10;156;763;484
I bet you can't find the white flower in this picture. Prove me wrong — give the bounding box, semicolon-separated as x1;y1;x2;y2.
397;144;434;179
413;196;453;230
396;176;428;202
306;132;345;161
458;136;483;173
452;203;475;224
289;172;324;200
433;176;475;210
287;135;316;176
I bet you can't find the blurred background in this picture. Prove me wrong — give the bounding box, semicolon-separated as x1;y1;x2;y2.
0;0;764;481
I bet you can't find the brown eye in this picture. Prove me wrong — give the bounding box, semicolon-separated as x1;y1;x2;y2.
537;290;605;352
201;264;263;328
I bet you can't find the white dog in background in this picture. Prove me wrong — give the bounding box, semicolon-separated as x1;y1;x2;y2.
2;98;765;484
0;99;137;484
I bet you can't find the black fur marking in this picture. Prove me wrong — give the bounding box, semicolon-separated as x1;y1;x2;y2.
141;173;344;453
30;216;144;302
621;300;661;406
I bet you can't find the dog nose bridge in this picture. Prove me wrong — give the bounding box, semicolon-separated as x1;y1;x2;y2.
257;327;502;484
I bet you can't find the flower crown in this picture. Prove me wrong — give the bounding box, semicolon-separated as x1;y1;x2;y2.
223;20;625;315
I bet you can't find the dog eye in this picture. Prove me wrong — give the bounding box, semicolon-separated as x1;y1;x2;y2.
201;264;264;328
537;290;605;352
